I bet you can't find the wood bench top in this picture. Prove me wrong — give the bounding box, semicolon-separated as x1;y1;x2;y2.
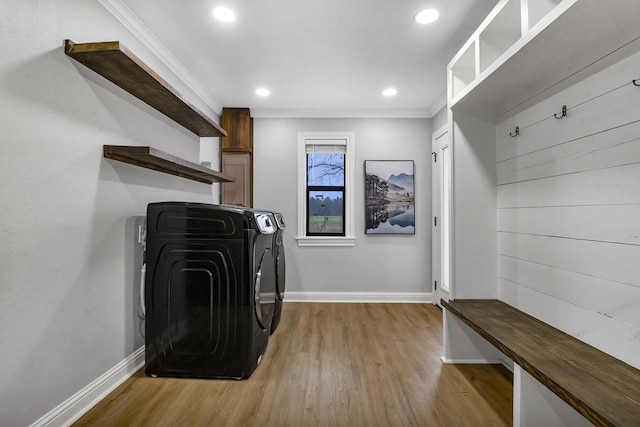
441;299;640;427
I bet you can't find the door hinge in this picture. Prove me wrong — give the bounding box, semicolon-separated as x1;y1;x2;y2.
432;151;437;162
434;280;437;290
434;216;437;226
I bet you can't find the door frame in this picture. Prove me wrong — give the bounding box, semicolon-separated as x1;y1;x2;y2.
431;124;452;307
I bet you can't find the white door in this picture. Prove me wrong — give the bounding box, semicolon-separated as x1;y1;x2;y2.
432;126;451;306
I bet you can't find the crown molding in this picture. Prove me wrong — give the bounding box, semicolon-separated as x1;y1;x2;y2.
99;0;444;121
251;108;431;119
98;0;223;116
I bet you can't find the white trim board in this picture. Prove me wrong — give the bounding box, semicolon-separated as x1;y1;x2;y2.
99;0;440;120
251;109;431;119
296;132;355;247
284;291;433;303
31;347;145;427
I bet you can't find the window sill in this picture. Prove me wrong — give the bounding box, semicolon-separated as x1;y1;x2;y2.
296;236;356;247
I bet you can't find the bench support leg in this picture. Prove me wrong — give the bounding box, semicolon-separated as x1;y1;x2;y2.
441;307;505;364
513;364;591;427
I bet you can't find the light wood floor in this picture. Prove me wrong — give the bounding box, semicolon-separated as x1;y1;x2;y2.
74;303;512;426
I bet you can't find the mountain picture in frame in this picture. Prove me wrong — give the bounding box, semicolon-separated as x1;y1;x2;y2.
364;160;415;234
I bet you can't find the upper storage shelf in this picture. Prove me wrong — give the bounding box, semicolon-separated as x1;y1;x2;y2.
447;0;640;120
65;40;227;138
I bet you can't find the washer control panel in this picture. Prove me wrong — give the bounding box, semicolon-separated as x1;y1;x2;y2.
254;213;277;234
274;213;286;229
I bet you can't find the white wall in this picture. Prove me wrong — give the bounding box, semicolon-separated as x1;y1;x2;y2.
253;118;432;299
496;44;640;368
451;111;497;299
0;0;220;424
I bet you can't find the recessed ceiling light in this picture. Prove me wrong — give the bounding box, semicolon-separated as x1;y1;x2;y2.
256;88;270;97
415;8;439;24
212;7;236;23
383;88;397;97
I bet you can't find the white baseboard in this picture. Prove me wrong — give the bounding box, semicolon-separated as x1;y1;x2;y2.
284;291;433;303
31;346;145;427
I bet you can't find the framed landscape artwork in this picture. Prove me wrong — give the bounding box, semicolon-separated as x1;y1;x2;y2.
364;160;415;234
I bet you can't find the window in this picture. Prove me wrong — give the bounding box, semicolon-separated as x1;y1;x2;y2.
307;147;345;236
297;132;355;246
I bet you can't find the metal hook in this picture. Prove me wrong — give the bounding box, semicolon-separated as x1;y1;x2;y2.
633;79;640;86
509;126;520;137
554;105;567;119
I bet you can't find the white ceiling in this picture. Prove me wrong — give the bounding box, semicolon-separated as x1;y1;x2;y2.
119;0;500;117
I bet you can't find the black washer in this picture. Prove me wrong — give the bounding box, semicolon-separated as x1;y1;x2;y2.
144;202;276;379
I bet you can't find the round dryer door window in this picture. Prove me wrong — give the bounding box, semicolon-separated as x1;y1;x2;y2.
254;248;276;330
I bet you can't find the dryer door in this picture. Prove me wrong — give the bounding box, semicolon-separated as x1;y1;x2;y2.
254;247;276;330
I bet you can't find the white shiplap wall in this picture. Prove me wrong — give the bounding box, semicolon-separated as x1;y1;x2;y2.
495;45;640;369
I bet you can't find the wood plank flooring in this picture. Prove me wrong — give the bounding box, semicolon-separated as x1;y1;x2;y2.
74;303;512;426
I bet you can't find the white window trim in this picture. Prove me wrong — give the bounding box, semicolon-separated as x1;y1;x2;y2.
297;131;355;247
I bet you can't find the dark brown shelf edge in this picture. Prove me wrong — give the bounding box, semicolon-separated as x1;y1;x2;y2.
65;39;227;138
104;145;234;184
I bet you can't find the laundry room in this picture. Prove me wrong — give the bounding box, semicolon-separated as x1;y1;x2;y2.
2;0;640;426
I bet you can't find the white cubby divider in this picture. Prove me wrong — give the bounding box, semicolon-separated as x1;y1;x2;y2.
449;41;476;99
479;0;522;74
523;0;563;32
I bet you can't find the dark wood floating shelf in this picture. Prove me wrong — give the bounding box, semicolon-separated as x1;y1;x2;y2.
65;39;226;138
104;145;234;184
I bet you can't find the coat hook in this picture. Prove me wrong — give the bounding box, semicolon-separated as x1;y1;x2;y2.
509;126;520;137
634;79;640;86
554;105;567;119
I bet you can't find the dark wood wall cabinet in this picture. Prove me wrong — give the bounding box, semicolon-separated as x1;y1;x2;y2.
221;153;252;206
221;108;253;207
66;39;232;185
221;108;252;151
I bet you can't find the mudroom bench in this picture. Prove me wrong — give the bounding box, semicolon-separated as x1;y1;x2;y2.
441;299;640;427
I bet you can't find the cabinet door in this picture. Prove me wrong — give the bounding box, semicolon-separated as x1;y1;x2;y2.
221;108;252;151
221;152;252;207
